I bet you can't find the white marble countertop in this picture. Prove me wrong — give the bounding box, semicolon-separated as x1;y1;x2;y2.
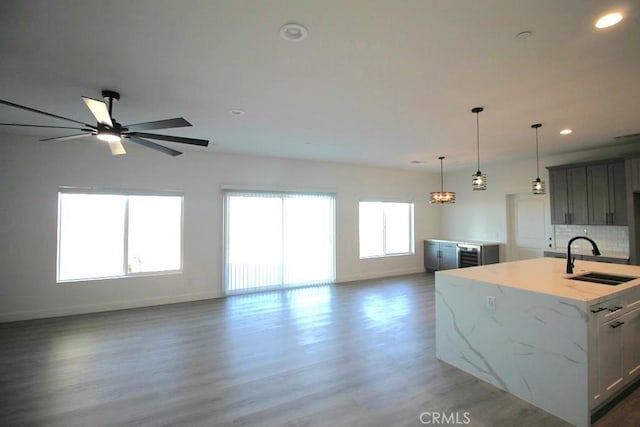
544;247;629;259
436;257;640;303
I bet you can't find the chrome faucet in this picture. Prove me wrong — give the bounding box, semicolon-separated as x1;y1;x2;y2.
566;236;601;274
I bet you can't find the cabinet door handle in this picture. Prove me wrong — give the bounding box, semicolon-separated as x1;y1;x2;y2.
610;212;615;224
568;212;572;224
564;213;568;224
608;306;623;313
610;321;625;329
590;307;606;314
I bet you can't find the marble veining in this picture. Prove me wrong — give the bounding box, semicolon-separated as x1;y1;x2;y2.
558;300;589;321
436;264;592;426
436;289;508;391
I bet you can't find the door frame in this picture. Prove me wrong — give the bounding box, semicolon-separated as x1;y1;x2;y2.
506;193;552;262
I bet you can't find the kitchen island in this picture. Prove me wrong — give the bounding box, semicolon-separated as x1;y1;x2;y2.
435;257;640;427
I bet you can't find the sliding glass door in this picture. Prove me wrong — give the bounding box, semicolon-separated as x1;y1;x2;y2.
224;191;335;294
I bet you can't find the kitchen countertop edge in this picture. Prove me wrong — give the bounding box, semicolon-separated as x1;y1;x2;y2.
436;258;640;305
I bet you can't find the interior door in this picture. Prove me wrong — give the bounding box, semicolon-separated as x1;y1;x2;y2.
507;193;550;261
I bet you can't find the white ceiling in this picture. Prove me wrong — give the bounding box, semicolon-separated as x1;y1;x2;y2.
1;0;639;171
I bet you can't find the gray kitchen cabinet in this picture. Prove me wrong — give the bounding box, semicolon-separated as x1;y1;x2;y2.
582;255;629;265
440;243;458;270
587;161;627;225
543;251;629;264
549;159;628;226
588;164;609;224
623;307;640;381
608;161;627;225
589;292;640;408
598;314;625;402
549;166;588;224
549;168;569;224
543;250;565;259
629;157;640;192
424;240;457;272
424;240;440;271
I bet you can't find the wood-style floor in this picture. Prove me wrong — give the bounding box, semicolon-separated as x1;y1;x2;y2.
0;273;638;426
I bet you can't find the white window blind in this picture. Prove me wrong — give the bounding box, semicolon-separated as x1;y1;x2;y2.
224;191;335;294
359;201;414;258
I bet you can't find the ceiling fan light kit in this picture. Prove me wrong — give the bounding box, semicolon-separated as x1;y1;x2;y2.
96;130;121;143
0;89;209;157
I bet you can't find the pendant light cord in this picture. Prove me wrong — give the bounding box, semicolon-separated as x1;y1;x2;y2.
476;112;480;172
440;158;444;192
535;126;540;179
532;123;542;180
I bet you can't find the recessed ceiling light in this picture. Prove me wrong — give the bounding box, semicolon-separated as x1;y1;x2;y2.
229;109;245;116
280;23;308;42
560;129;573;135
595;12;623;29
410;160;423;164
515;30;534;40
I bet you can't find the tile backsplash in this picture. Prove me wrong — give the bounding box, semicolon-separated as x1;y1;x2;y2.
554;225;629;254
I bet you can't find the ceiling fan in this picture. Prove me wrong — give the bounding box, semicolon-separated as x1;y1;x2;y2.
0;90;209;156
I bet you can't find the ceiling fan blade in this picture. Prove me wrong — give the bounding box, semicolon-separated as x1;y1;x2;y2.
126;135;182;156
126;131;209;147
0;123;95;131
0;99;93;127
82;96;113;127
107;140;126;156
40;133;93;142
125;117;191;132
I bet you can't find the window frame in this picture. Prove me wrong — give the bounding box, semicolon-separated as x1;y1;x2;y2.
56;187;184;283
358;200;415;259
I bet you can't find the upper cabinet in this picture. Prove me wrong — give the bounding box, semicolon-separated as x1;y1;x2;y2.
629;157;640;192
587;161;627;225
548;159;627;226
549;166;588;225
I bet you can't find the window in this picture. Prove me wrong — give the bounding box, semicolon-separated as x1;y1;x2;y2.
57;190;182;282
224;191;335;294
359;201;414;258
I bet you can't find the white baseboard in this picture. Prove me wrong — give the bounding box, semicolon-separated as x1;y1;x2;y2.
0;291;220;322
1;269;427;322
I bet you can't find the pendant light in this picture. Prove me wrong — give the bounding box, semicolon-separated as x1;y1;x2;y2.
471;107;487;190
430;156;455;204
531;123;545;194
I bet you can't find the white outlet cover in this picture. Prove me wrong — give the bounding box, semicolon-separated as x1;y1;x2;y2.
486;296;496;310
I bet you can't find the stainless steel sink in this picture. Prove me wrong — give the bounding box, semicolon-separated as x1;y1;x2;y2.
568;272;638;286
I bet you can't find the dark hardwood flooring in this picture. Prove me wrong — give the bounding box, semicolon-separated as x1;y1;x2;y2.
0;273;636;426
